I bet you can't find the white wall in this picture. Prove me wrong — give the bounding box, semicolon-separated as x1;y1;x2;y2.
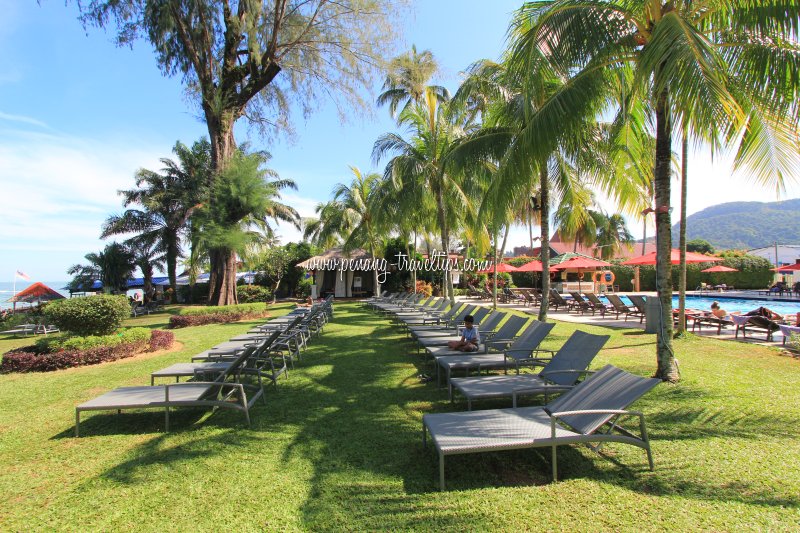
748;245;800;266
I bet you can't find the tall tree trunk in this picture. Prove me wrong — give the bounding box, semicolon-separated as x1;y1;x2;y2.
528;210;534;251
208;248;239;306
166;235;179;303
538;167;550;322
492;229;499;309
435;186;454;305
207;113;240;306
654;92;679;382
641;220;647;256
677;131;689;335
412;230;417;291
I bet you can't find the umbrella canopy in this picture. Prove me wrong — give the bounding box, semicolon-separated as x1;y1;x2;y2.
773;262;800;272
701;265;738;273
551;256;612;270
621;249;721;266
515;260;543;272
7;282;66;304
478;262;519;273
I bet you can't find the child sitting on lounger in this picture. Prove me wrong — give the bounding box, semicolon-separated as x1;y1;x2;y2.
447;315;480;352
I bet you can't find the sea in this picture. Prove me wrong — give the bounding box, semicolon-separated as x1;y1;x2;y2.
0;281;71;310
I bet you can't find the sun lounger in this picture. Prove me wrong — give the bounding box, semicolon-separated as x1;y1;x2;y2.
548;290;571;311
422;364;660;489
425;315;528;359
731;314;779;341
412;312;505;342
75;343;267;437
606;294;644;322
779;324;800;345
449;330;609;409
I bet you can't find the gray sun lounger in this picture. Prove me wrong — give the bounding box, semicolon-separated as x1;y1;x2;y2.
413;311;505;342
75;343;267;437
449;330;610;409
422;364;661;489
425;315;528;358
433;319;554;387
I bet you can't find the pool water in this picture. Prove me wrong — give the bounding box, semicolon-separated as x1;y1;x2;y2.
604;295;800;316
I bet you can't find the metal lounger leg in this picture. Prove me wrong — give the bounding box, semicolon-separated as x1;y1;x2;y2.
75;410;80;437
439;451;445;491
552;445;558;482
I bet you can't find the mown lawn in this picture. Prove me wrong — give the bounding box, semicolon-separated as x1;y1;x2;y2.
1;301;799;530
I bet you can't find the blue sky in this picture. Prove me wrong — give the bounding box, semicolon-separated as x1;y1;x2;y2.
1;0;798;282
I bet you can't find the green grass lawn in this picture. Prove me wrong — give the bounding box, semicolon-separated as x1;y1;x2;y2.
1;301;799;530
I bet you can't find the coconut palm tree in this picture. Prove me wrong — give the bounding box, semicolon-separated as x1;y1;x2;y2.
507;0;799;381
373;91;482;304
594;213;634;260
127;237;166;303
102;139;210;301
306;167;386;292
67;242;136;294
377;45;449;121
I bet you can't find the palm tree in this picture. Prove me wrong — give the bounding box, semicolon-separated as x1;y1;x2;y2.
67;242;135;294
507;1;799;381
373;92;481;304
194;149;300;305
594;213;634;260
377;45;449;121
102;139;210;302
128;239;167;304
307;167;386;292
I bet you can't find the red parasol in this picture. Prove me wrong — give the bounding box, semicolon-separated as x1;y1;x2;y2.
621;249;721;265
701;265;738;273
551;256;612;270
478;262;519;273
773;262;800;272
515;260;543;272
7;282;66;304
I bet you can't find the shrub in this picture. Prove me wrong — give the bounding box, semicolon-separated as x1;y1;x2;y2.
148;330;174;351
296;277;313;298
1;328;175;373
415;280;433;297
43;294;130;336
169;303;269;328
40;328;151;352
237;284;272;303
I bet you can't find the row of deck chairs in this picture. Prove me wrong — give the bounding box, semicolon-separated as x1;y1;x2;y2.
365;292;661;490
74;297;334;437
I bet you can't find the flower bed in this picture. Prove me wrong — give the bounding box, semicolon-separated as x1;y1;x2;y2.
169;303;270;329
0;329;174;373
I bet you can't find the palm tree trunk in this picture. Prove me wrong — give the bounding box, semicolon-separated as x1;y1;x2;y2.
641;220;647;256
435;186;454;305
654;92;678;382
166;236;179;303
677;131;689;335
538;167;550;322
492;229;499;309
208;248;238;306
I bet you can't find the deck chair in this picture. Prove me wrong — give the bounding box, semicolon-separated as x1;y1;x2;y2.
414;307;491;345
606;294;644;322
627;295;649;321
584;293;612;316
422;364;660;489
75;343;267;437
449;330;610;409
407;304;474;335
731;314;780;341
568;292;596;315
413;311;505;342
425;314;528;359
434;320;556;388
548;290;572;311
153;331;287;386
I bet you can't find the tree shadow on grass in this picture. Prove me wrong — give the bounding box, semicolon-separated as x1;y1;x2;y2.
83;303;800;527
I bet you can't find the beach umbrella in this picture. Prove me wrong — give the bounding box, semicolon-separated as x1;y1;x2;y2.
621;249;721;265
773;262;800;272
7;282;66;305
515;260;543;272
701;265;738;273
551;256;613;292
478;262;519;273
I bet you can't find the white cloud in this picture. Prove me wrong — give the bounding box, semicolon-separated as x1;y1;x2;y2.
0;111;49;129
0;128;176;278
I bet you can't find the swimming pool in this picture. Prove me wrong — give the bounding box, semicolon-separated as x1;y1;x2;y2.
606;295;800;316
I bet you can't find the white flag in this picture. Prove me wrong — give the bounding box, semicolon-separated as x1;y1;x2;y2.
15;270;30;281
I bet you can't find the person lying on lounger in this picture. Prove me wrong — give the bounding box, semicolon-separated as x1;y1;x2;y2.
710;301;728;318
447;314;480;352
744;306;783;321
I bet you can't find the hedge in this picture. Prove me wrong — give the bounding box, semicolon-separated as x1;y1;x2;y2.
237;284;272;303
43;294;130;336
169;303;270;328
1;329;174;373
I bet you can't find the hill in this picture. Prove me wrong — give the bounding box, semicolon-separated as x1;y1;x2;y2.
671;198;800;250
